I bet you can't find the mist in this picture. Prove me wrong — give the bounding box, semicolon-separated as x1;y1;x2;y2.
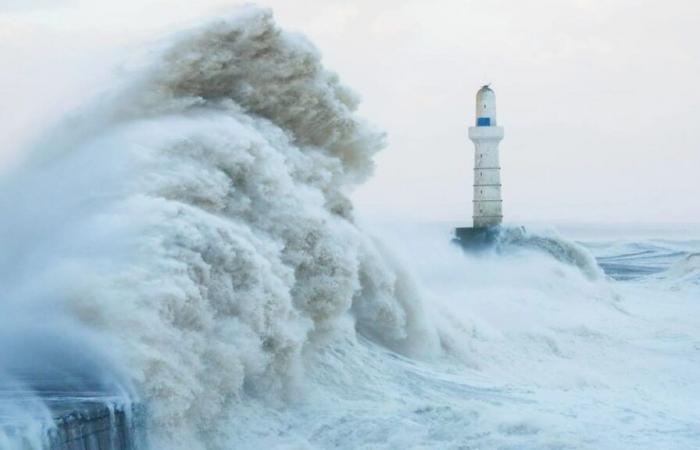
2;0;699;223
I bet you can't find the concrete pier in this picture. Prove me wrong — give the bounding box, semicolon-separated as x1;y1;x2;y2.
0;399;145;450
48;403;145;450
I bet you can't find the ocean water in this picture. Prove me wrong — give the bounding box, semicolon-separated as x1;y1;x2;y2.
283;221;699;450
0;6;698;449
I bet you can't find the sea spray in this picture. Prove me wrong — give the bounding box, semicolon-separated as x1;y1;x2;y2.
1;7;440;448
0;6;673;450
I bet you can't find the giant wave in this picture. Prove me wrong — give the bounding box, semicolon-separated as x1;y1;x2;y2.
2;7;699;450
1;7;439;448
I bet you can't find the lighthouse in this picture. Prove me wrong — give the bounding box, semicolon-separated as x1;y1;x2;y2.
470;85;504;228
453;85;505;249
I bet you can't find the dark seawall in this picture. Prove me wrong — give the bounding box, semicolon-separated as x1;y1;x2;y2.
48;403;145;450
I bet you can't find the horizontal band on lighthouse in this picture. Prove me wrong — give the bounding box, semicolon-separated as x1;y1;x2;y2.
473;184;502;187
472;199;503;203
472;215;503;218
473;167;501;170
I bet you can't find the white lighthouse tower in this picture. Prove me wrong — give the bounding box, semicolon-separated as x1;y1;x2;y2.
469;85;504;228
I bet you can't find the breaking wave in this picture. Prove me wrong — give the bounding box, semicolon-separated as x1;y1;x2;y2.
660;252;700;284
8;6;682;450
1;7;439;448
495;226;604;280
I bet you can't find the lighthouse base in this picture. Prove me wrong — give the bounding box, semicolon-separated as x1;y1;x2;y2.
452;226;501;251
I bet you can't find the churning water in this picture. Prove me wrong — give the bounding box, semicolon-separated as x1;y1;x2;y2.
0;7;698;449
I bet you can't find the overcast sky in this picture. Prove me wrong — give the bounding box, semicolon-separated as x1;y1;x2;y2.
1;0;698;224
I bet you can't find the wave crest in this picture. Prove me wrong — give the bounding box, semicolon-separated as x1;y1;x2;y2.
6;7;436;447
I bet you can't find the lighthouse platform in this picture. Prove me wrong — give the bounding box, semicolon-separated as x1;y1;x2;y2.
453;226;501;250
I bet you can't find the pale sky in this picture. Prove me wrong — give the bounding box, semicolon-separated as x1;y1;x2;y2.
1;0;698;224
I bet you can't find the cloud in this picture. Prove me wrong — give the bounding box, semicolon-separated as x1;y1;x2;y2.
0;0;73;12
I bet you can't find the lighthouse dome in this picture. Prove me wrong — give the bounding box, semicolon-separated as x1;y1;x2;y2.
476;85;497;126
